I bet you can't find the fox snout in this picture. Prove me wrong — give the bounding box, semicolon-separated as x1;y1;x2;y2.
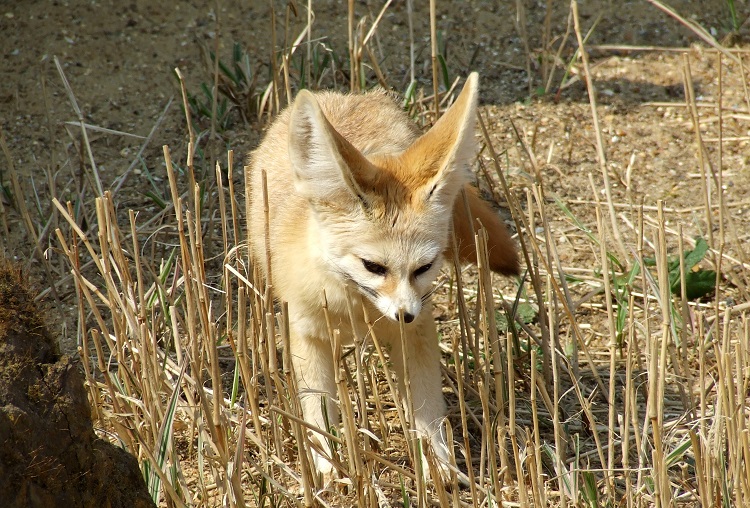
376;284;425;324
400;311;416;323
389;304;419;324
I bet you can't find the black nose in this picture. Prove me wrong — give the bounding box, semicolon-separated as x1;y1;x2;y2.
397;312;415;323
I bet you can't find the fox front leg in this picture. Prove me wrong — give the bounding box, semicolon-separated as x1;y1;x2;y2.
386;314;451;482
289;331;339;480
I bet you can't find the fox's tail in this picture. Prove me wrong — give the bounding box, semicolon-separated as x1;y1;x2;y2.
451;186;520;276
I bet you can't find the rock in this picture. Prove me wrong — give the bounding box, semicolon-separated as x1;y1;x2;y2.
0;262;156;508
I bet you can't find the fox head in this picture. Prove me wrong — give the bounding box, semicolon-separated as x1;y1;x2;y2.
287;74;479;323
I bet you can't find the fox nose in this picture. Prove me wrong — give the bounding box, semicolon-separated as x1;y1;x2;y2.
396;312;415;323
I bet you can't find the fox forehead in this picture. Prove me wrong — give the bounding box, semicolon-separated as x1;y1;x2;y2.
316;198;447;264
322;204;447;249
365;154;441;203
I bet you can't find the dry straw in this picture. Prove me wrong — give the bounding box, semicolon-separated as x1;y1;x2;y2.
41;0;750;506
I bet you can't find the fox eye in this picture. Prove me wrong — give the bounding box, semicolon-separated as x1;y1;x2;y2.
413;262;433;277
362;259;387;276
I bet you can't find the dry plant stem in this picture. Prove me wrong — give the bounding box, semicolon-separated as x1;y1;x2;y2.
40;69;58;204
362;305;412;465
429;0;439;117
306;0;312;88
653;202;671;505
528;177;608;399
595;208;615;501
270;3;280;112
263;309;284;468
713;58;748;291
209;7;220;166
506;328;527;507
590;44;750;54
227;154;242;251
475;378;493;498
358;0;392;54
530;184;561;380
547;280;569;507
525;430;542;507
54;56;103;196
529;349;546;506
333;329;360;493
57;204;195;505
540;0;552;85
717;53;724;247
344;289;373;461
174;69;196;162
113;98;172;194
426;445;450;507
623;291;636;507
571;0;628;263
238;289;269;472
281;6;293;106
448;329;480;508
450;231;476;387
260;169;273;290
546;11;573;94
676;227;695;415
644;0;741;65
514;0;533;95
569;199;750;213
348;0;356;91
682;54;715;252
407;0;415;84
364;45;388;88
474;230;503;501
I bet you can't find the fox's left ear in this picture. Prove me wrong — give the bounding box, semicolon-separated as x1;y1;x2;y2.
287;90;378;208
403;72;479;209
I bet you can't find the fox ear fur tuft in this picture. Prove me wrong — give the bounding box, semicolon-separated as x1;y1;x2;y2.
288;91;375;207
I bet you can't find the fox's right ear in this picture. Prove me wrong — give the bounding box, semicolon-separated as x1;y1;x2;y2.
288;91;377;208
401;73;479;212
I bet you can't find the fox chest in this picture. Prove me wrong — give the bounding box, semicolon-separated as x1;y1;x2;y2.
286;285;371;345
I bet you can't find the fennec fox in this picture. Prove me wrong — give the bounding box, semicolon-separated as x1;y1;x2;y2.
246;73;519;481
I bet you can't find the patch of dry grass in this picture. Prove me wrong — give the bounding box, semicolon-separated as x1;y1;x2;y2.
41;1;750;506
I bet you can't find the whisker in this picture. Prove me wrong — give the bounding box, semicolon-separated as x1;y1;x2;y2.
422;274;449;302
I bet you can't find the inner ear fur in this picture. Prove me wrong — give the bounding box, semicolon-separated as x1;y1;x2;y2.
398;73;479;206
287;90;379;206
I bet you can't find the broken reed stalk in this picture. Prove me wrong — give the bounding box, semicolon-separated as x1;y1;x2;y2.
595;208;616;501
682;54;715;253
429;0;439;117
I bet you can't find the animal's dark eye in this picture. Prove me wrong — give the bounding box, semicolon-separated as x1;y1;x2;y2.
362;259;387;276
413;262;433;277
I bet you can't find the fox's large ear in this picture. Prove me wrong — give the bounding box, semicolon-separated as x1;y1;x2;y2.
402;73;479;209
288;90;376;207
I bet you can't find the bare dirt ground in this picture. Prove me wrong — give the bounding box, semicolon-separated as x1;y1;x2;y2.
2;0;750;505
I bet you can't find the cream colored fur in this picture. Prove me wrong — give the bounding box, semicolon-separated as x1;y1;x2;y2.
246;74;512;482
